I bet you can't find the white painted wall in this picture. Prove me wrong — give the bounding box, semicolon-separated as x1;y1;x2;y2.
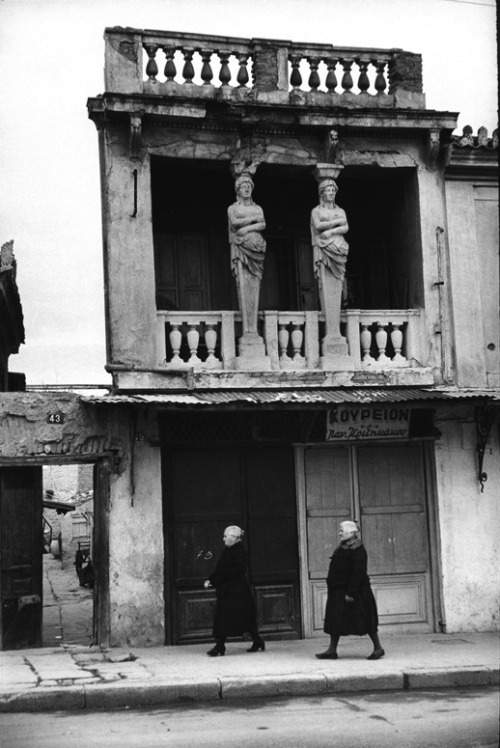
434;413;500;632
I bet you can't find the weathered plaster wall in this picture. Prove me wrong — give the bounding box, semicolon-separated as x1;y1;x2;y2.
108;408;165;646
102;128;157;368
416;168;449;384
445;181;489;387
0;393;119;459
434;408;499;632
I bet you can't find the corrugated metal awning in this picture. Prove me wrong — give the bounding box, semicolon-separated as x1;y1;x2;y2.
81;387;500;407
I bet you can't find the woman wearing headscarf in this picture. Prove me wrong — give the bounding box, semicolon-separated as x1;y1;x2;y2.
316;520;384;660
204;525;265;657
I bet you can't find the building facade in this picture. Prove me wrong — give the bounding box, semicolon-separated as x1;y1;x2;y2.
69;28;499;646
1;29;496;652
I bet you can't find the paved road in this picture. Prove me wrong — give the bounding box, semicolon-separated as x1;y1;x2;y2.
0;688;498;748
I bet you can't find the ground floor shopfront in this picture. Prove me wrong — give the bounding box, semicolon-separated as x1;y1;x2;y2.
162;435;439;645
101;397;498;648
4;392;497;650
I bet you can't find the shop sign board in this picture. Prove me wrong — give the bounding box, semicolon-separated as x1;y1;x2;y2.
327;406;411;441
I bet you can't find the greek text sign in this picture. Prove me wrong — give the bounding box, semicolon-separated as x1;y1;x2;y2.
327;406;411;441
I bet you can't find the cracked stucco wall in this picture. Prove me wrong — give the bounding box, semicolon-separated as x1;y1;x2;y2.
434;407;500;632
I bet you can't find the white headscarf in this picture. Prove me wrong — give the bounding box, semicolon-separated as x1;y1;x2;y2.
340;521;359;535
225;525;244;541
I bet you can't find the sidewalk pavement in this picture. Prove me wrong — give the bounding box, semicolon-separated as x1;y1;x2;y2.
0;632;498;712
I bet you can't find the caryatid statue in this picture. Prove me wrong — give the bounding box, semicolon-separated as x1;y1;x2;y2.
228;171;268;359
310;177;350;357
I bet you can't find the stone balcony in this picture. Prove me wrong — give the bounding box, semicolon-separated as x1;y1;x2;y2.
99;307;434;391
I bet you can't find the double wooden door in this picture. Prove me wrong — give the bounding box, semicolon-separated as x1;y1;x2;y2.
163;446;300;644
301;442;435;635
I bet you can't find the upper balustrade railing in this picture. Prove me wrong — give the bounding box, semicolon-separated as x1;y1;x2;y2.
104;27;424;106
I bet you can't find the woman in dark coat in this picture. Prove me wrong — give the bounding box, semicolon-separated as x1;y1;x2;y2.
204;525;265;657
316;520;385;660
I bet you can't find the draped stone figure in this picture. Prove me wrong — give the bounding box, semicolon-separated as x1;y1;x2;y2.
310;177;350;358
228;172;269;366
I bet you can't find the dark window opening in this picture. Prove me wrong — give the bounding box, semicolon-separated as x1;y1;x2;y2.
151;158;423;315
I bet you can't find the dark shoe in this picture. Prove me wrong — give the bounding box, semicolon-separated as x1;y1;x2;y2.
367;648;385;660
207;645;225;657
315;651;338;659
247;637;265;652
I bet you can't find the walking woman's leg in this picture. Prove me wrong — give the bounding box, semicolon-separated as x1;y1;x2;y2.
247;630;265;652
207;638;226;657
315;635;340;659
367;631;385;660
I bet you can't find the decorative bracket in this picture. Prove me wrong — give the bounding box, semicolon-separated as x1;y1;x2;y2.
475;404;497;492
129;112;143;160
426;129;441;169
325;129;344;165
230;142;266;179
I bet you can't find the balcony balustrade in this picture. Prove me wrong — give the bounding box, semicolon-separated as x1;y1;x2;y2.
156;309;425;373
104;27;424;107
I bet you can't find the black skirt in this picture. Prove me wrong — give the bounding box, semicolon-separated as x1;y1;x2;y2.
323;585;379;636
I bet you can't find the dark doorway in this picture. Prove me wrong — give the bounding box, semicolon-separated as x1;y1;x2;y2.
0;466;43;649
162;441;300;644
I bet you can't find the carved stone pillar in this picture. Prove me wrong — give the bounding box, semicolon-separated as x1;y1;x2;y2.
228;160;271;370
311;164;353;368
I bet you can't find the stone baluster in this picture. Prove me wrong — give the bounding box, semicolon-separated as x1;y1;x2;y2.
340;58;354;94
374;60;387;94
163;47;177;82
391;324;406;362
218;52;232;86
236;54;250;87
204;324;220;367
182;49;195;84
325;59;338;93
291;324;304;362
169;324;183;365
304;311;320;369
144;45;159;81
357;59;370;93
290;56;302;89
279;324;292;363
375;323;391;363
187;324;202;365
221;311;237;369
200;49;214;85
360;324;374;363
307;58;321;91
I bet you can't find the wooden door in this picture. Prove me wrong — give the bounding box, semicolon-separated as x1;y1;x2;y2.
0;467;43;649
357;444;433;631
165;449;241;644
155;233;210;311
164;446;300;644
301;443;434;636
303;447;352;635
246;449;299;637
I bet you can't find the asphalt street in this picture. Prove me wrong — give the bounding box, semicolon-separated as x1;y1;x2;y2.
1;687;498;748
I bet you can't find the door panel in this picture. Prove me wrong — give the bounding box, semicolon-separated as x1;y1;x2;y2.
357;444;428;575
0;467;43;650
155;233;210;311
305;447;351;578
357;444;432;630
